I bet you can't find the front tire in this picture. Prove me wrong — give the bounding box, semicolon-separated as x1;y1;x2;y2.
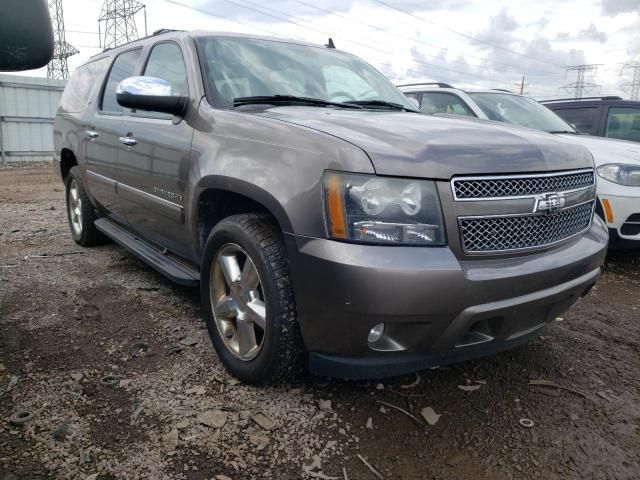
200;213;304;384
65;167;106;246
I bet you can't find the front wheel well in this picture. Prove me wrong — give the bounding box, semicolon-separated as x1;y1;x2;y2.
60;149;78;181
197;189;276;252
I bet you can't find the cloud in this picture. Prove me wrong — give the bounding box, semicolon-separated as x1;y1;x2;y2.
556;23;608;43
198;0;470;24
601;0;640;16
473;7;519;47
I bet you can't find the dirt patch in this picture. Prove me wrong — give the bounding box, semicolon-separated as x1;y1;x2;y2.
1;165;639;479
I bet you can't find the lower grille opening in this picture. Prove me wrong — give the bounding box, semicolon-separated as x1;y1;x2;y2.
620;221;640;236
455;317;502;348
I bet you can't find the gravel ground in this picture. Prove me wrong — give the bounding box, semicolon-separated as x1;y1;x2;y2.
1;163;639;480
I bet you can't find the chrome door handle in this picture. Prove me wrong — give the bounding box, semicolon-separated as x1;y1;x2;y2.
118;136;137;147
86;129;99;139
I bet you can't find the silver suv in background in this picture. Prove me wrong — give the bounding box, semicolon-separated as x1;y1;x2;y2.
400;83;640;247
54;31;608;384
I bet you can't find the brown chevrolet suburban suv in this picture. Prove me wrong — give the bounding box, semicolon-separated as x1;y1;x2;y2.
53;30;608;384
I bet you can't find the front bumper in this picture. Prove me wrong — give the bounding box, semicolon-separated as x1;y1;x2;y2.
286;217;608;379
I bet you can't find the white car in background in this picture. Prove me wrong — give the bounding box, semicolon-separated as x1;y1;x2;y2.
399;83;640;247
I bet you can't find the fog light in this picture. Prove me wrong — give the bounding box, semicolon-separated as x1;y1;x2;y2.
367;323;385;343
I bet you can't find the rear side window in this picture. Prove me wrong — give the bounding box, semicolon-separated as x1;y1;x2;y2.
101;48;142;113
144;42;188;96
59;57;109;112
419;92;474;116
552;107;599;135
605;107;640;142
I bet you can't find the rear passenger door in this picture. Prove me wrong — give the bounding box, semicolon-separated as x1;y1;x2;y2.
603;106;640;143
85;48;142;221
116;41;194;257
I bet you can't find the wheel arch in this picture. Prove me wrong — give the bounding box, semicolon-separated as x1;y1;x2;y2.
193;176;294;256
59;148;78;181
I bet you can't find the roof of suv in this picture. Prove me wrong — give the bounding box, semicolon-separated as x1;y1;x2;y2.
539;97;640;108
89;29;329;60
398;84;639;107
398;83;520;96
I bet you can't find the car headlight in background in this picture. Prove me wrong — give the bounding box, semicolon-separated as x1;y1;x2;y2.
323;172;446;245
597;164;640;186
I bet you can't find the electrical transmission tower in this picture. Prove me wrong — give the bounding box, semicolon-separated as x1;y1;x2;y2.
621;61;640;100
98;0;147;50
47;0;79;80
560;64;602;99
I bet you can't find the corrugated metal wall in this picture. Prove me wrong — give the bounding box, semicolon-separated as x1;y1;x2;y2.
0;74;66;163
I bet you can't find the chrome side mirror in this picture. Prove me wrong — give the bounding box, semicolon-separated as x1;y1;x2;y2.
116;76;188;116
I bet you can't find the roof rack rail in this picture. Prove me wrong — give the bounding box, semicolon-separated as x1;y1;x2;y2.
152;28;180;35
491;88;513;93
396;82;454;89
540;96;623;103
94;28;184;55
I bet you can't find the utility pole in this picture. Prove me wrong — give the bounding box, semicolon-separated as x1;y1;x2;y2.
47;0;79;80
621;61;640;100
515;76;530;96
560;65;602;99
98;0;147;50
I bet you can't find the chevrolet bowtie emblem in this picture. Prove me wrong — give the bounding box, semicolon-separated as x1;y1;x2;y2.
533;193;565;214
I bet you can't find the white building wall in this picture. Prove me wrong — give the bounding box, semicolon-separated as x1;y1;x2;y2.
0;74;66;163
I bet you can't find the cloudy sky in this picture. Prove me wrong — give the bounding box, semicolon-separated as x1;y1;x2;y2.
21;0;640;99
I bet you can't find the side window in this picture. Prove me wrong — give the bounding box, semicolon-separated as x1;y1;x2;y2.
605;107;640;142
404;92;420;109
60;57;110;112
551;107;599;135
101;49;142;113
419;92;474;116
143;42;188;96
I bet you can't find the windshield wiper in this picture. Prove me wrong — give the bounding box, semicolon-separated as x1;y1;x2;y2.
548;130;580;134
234;95;363;109
343;99;418;112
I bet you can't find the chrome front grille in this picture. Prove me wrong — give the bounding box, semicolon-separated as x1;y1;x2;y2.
453;169;595;200
459;201;594;253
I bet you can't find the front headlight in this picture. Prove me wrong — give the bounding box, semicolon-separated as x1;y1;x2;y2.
597;164;640;186
323;172;446;245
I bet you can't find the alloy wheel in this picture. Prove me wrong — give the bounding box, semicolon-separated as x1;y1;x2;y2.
210;244;267;361
68;178;83;236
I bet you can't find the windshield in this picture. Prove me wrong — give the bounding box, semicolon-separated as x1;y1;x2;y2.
196;36;415;110
468;92;576;133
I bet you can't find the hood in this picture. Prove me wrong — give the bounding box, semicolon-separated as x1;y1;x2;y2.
556;133;640;168
257;107;594;179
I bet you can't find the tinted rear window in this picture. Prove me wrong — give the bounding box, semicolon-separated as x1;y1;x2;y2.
551;107;600;135
59;57;109;113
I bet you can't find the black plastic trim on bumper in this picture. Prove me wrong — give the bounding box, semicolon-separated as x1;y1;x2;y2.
608;228;640;249
309;328;539;379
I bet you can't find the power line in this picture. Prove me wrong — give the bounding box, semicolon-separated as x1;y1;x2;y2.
98;0;148;49
159;0;297;40
47;0;79;80
219;0;529;85
158;0;564;91
370;0;565;68
288;0;561;77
